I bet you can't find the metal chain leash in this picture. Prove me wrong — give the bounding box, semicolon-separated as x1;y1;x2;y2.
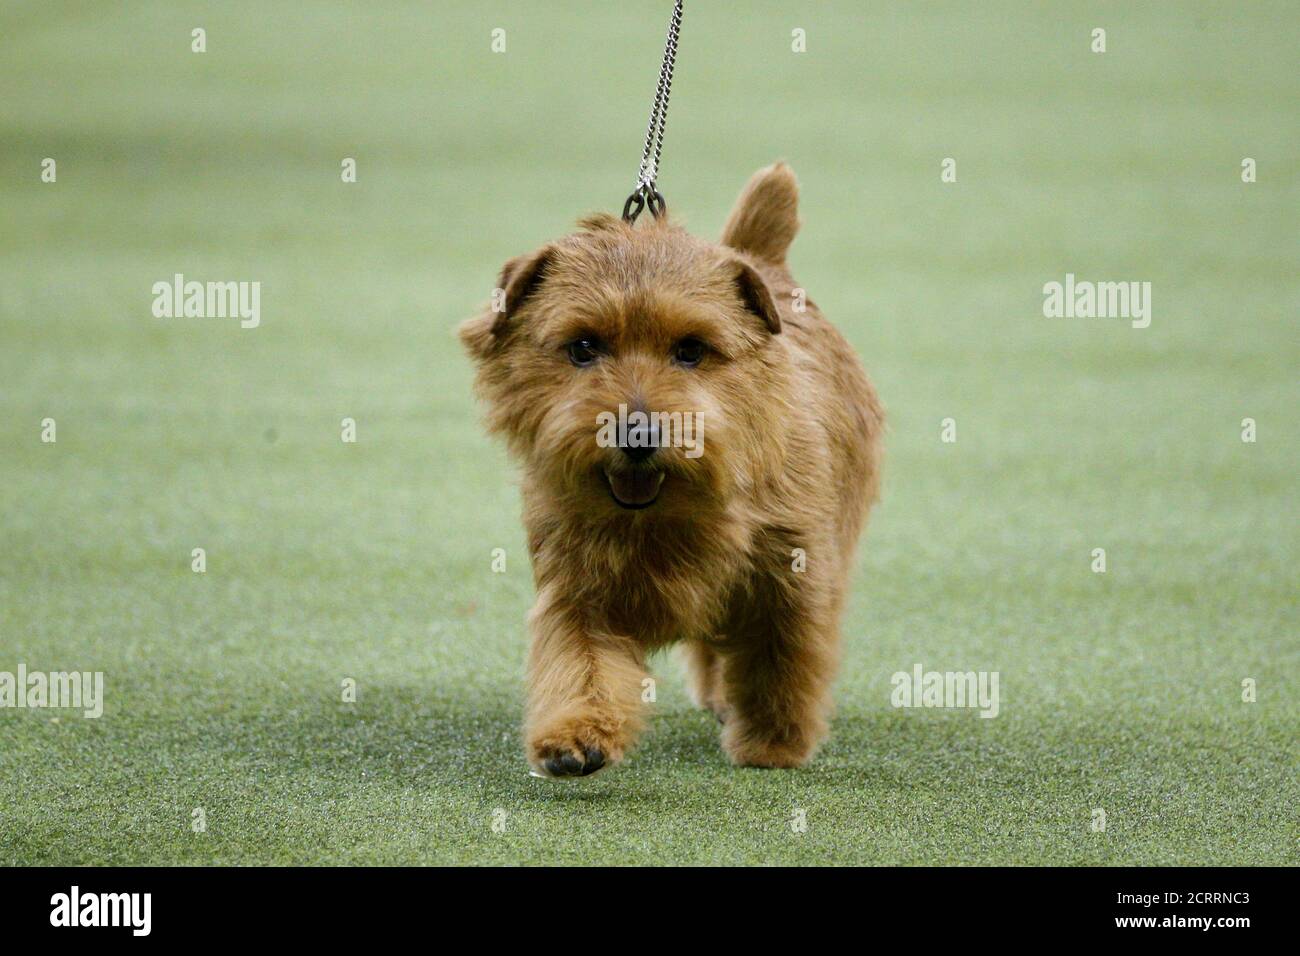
622;0;684;223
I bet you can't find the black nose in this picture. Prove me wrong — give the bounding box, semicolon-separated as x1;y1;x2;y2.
620;422;660;463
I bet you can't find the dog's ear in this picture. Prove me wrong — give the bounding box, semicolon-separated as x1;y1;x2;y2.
490;245;555;335
459;245;556;361
721;162;800;264
730;258;781;335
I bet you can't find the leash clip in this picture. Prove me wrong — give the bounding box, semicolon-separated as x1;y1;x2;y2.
622;182;667;223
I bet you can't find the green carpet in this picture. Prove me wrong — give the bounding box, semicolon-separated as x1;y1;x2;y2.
0;0;1295;865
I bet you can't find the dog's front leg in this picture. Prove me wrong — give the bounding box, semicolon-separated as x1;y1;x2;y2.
524;590;646;777
719;575;839;769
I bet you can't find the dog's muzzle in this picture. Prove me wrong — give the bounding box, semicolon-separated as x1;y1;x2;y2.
604;467;664;509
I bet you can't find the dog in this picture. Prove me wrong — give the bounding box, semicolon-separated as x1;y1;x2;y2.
459;163;883;775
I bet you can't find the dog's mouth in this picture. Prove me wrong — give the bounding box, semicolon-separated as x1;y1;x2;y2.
603;468;665;510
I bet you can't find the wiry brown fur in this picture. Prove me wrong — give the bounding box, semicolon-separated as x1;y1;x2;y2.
459;163;883;775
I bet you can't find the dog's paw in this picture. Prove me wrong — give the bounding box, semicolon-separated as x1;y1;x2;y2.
721;722;817;769
537;744;607;778
527;723;623;778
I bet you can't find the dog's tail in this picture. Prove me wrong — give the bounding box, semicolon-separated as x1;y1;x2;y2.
720;162;800;264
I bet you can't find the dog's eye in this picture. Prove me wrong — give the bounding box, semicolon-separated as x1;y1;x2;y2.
673;338;706;367
566;338;601;367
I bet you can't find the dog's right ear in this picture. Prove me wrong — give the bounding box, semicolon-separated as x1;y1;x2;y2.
491;245;555;335
488;244;548;335
458;245;555;360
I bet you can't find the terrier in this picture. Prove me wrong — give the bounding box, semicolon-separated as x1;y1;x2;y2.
460;163;883;775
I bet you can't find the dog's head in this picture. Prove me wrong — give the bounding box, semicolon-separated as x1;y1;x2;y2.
459;166;800;520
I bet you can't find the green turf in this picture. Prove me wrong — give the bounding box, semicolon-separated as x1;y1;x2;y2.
1;0;1296;866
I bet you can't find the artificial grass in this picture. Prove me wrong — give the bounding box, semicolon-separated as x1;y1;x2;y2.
0;0;1295;865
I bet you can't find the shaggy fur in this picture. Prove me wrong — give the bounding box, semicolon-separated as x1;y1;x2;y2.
460;163;883;775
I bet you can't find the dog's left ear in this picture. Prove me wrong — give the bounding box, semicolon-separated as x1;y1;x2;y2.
730;258;781;335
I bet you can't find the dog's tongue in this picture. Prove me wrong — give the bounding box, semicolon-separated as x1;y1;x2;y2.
607;470;664;506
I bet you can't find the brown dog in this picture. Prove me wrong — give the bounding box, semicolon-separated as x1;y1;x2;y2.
460;163;883;775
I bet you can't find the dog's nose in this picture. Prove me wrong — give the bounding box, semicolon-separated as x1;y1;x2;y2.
620;421;660;463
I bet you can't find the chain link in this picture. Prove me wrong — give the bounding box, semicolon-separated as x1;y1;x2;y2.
623;0;684;222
